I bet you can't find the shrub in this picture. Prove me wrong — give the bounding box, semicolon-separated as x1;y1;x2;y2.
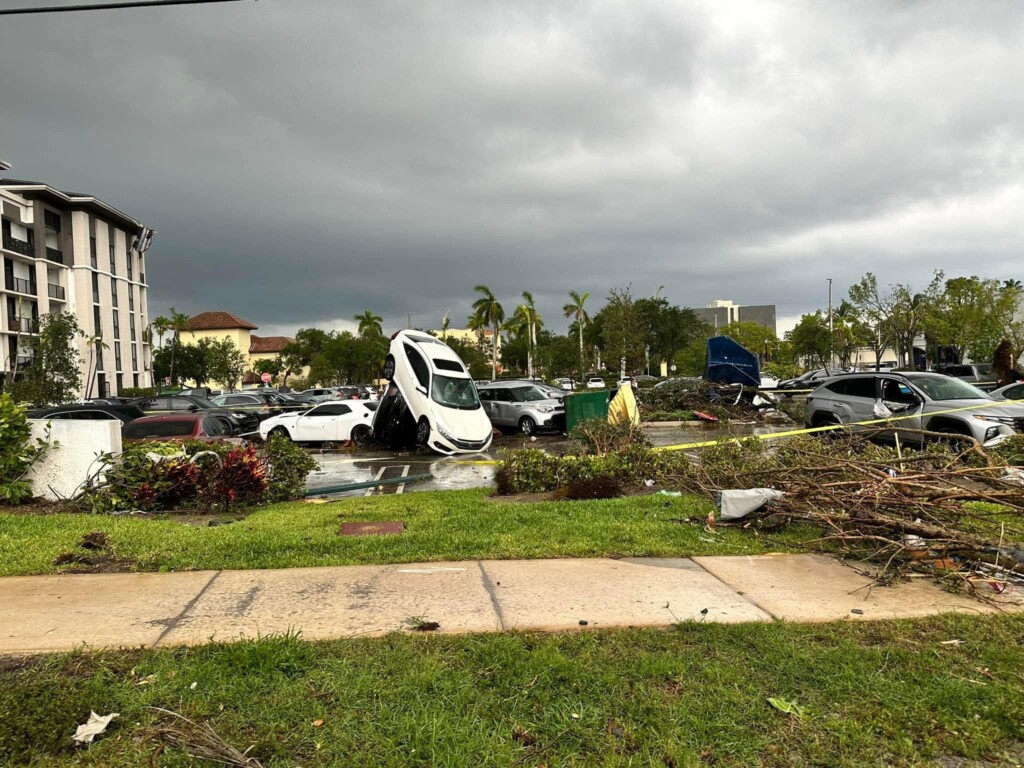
570;419;651;456
992;435;1024;467
0;394;48;504
495;445;686;495
119;386;157;398
262;434;318;502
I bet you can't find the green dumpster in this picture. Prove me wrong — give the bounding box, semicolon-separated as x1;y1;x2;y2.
564;390;610;433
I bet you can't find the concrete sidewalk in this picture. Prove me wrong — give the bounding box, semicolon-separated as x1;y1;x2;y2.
1;554;1015;654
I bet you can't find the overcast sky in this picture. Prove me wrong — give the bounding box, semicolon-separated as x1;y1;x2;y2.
2;0;1022;337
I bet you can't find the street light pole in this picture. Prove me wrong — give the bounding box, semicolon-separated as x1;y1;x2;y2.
827;278;834;371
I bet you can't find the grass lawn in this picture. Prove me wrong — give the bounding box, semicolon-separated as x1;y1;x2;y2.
0;489;818;576
3;615;1023;766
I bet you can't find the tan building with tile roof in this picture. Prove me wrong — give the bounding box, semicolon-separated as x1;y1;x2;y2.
179;311;300;389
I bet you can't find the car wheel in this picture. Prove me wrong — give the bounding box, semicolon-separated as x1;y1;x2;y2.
269;426;291;441
416;417;431;446
383;355;396;381
811;413;842;437
931;422;973;451
519;416;536;436
351;423;372;446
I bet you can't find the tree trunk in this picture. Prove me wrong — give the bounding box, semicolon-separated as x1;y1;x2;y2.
491;323;498;380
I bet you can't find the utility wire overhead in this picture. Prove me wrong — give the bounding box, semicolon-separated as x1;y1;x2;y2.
0;0;252;15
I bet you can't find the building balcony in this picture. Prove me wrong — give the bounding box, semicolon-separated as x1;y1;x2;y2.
139;272;145;284
2;233;34;257
8;316;36;334
16;355;33;369
47;283;66;301
45;247;64;265
5;275;37;295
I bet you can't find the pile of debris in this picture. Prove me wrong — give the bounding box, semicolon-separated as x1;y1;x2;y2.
671;433;1024;597
637;379;792;423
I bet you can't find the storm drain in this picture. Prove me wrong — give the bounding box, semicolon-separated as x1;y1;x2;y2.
339;521;406;536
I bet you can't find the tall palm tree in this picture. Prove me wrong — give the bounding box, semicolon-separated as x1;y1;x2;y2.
440;310;450;340
520;291;543;380
563;290;590;367
151;315;170;348
167;308;191;387
84;335;109;399
471;285;505;380
354;310;383;337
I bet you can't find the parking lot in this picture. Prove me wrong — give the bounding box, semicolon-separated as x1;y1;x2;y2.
305;422;793;497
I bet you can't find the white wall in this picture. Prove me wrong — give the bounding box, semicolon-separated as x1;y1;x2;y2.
26;419;122;501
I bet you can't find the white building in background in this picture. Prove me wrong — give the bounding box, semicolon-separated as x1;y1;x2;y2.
0;175;155;397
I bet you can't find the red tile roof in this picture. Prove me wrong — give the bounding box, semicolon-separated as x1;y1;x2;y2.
187;311;257;331
249;335;294;354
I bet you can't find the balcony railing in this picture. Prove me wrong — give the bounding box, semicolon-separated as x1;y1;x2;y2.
48;284;66;301
8;316;36;334
16;355;33;368
45;247;64;265
5;275;37;295
2;234;34;257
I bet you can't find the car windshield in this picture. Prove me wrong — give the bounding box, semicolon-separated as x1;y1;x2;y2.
908;375;989;401
431;374;481;410
190;397;217;409
510;386;549;402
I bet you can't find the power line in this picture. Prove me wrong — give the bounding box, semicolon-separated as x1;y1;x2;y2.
0;0;251;15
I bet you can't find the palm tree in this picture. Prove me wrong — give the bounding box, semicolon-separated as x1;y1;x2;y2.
167;308;191;387
471;285;505;380
84;335;109;399
151;315;170;349
563;290;590;367
354;310;383;338
440;310;450;340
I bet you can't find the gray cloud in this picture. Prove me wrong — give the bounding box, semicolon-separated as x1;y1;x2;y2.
2;0;1022;336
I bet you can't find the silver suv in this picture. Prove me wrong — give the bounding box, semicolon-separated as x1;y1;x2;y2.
477;381;566;436
804;371;1024;445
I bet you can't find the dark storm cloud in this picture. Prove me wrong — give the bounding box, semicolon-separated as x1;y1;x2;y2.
2;0;1022;335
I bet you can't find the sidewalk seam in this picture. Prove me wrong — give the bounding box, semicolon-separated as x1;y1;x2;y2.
152;571;222;647
476;562;506;631
690;559;779;621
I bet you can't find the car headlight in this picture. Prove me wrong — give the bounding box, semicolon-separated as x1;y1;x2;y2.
974;414;1016;425
436;424;455;442
232;411;247;419
537;405;554;413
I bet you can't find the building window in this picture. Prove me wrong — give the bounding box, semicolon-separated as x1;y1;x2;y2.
129;312;136;340
90;237;97;268
91;273;100;304
133;373;139;388
126;249;133;279
93;305;102;336
116;373;123;393
109;244;115;273
128;285;134;311
115;343;122;371
131;343;138;369
112;310;120;340
110;277;118;307
44;210;61;232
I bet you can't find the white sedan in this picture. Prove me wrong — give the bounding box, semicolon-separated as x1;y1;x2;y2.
259;401;376;444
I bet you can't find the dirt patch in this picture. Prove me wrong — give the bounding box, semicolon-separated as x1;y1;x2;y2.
939;745;1024;768
53;531;136;574
0;654;42;675
0;498;78;516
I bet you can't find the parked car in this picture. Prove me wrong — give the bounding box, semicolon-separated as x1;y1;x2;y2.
553;377;576;391
530;382;569;400
122;413;237;442
585;376;606;389
776;368;845;395
937;363;996;390
804;371;1024;446
259;401;375;444
299;387;343;403
990;381;1024;402
477;381;566;435
374;330;493;454
28;403;146;423
129;394;259;436
211;391;305;421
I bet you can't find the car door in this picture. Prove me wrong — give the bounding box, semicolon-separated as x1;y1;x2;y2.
878;377;923;441
477;388;496;421
830;377;877;429
294;403;333;441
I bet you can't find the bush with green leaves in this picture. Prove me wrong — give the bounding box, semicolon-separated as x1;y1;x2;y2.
495;446;687;495
0;393;48;504
263;433;319;502
570;419;651;456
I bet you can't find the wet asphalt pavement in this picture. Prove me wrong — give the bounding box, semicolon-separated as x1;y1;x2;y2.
305;421;793;498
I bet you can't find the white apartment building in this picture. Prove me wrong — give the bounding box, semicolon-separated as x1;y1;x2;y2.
0;176;154;397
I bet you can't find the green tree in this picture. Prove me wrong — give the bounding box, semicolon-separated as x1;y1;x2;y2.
562;290;590;368
470;285;505;380
787;312;833;369
717;321;778;362
847;273;896;370
253;357;283;385
280;327;332;386
354;310;384;338
924;273;1009;364
635;297;708;374
7;312;85;405
444;337;491;380
166;308;191;386
150;315;170;348
206;338;247;391
601;287;645;374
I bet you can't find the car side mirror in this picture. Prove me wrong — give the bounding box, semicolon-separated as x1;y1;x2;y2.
188;405;199;412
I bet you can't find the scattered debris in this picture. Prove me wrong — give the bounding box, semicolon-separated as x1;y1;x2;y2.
79;531;110;551
72;711;119;745
851;608;865;615
578;619;589;626
150;707;263;767
404;616;441;632
715;488;785;521
767;698;807;718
